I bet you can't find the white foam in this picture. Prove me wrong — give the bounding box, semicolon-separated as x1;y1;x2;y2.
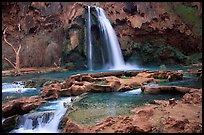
2;82;36;93
124;88;142;95
12;97;72;133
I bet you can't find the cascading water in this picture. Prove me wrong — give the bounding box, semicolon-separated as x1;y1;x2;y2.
95;7;137;70
11;97;72;133
2;82;36;93
95;7;125;69
87;6;93;70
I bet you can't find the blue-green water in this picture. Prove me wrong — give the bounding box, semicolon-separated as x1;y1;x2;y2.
2;66;202;130
2;65;196;83
68;88;183;126
2;82;40;104
158;74;202;88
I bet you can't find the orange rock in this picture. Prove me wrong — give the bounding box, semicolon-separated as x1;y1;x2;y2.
2;96;46;118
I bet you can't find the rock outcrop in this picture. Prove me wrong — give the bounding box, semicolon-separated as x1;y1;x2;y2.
2;96;46;118
40;70;184;99
2;115;19;132
2;2;202;71
141;85;199;94
62;88;202;133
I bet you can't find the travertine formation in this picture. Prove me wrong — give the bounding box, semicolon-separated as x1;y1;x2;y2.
62;88;202;133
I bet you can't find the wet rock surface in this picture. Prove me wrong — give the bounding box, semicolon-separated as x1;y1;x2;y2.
1;69;202;133
142;85;199;94
2;115;19;132
40;70;184;99
62;88;202;133
2;96;46;118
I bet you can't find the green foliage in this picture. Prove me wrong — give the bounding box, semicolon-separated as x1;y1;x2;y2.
160;64;166;70
2;63;10;70
127;38;190;65
62;34;72;63
188;53;202;64
63;36;70;45
78;29;85;55
174;4;202;36
63;62;75;70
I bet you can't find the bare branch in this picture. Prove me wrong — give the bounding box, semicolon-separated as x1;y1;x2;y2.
3;27;17;54
3;56;16;69
54;62;58;67
17;44;22;54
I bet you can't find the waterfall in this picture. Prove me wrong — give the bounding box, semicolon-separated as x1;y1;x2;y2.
87;6;93;70
11;97;72;133
86;6;137;70
95;7;125;69
95;7;137;70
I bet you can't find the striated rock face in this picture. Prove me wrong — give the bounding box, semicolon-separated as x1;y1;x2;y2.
2;96;46;118
2;2;202;70
62;88;202;133
2;2;87;70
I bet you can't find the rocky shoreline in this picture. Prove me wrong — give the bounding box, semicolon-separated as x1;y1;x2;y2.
2;67;67;77
62;88;202;133
2;68;202;133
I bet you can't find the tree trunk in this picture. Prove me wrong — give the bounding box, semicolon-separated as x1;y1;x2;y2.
15;52;20;72
3;27;22;75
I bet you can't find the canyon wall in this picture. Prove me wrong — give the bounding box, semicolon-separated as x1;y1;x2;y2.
2;2;202;70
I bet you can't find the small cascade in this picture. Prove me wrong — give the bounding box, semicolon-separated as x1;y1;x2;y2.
2;82;36;93
87;6;93;70
11;97;72;133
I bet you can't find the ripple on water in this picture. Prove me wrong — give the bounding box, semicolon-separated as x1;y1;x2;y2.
68;88;183;126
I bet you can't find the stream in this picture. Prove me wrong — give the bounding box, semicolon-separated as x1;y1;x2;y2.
2;66;202;133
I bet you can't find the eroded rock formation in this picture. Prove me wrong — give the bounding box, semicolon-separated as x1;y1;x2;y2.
62;88;202;133
2;96;46;118
40;70;184;99
2;2;202;71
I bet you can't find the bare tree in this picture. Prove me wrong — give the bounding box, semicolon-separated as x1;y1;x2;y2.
54;58;61;68
2;26;22;74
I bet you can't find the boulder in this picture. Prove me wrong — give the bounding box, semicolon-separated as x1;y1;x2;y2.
2;96;46;118
41;82;71;100
2;115;19;132
182;89;202;104
63;118;83;133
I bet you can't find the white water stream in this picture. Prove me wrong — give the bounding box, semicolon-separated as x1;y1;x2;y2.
11;97;72;133
94;7;137;70
87;6;93;70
